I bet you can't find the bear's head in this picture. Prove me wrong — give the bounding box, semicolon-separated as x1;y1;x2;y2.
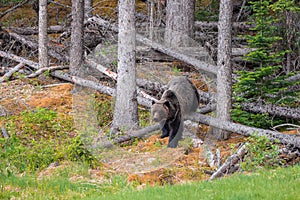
150;100;171;123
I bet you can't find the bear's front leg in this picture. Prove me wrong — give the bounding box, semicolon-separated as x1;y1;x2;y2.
161;122;170;138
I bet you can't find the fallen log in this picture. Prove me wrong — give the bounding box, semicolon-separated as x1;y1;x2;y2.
86;16;217;76
0;0;30;19
27;65;69;78
0;50;39;68
194;21;254;31
1;126;10;138
0;63;24;82
209;143;247;180
95;124;160;148
187;113;300;148
241;102;300;121
197;89;300;121
136;34;217;76
9;26;66;35
86;58;165;94
8;32;69;62
2;51;299;149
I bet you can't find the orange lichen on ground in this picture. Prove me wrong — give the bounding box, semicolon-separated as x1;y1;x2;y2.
26;83;74;114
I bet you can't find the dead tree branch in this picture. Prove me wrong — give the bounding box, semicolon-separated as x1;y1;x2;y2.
187;113;300;148
241;102;300;120
195;21;254;31
136;34;217;76
8;32;69;62
97;124;160;148
27;65;69;78
0;50;39;68
0;63;24;82
209;143;247;180
9;26;66;35
0;0;30;19
86;16;217;76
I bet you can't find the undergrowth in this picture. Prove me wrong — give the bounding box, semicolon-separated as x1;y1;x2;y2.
241;134;284;171
0;108;98;174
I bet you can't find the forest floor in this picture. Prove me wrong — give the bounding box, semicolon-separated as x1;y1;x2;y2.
0;77;249;186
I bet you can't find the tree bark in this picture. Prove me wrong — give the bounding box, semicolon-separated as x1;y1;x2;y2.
70;0;84;76
164;0;195;47
84;0;93;20
38;0;48;69
213;0;233;140
111;0;139;133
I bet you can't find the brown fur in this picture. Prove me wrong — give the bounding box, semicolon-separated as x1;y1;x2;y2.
151;76;199;147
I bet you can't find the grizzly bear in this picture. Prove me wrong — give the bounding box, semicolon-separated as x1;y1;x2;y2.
151;76;199;148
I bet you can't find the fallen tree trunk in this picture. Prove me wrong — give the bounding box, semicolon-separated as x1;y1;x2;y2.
241;102;300;120
9;26;66;35
0;0;30;19
2;51;299;148
195;21;254;31
0;50;39;68
8;32;69;62
96;124;160;148
0;63;24;82
209;143;247;180
187;113;300;148
86;58;165;94
136;34;217;76
27;65;69;78
197;89;300;120
86;16;217;76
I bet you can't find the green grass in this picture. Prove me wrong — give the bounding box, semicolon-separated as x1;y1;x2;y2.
0;162;128;199
102;166;300;200
1;165;299;200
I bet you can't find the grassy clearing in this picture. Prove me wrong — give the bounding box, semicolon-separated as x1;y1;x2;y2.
102;166;300;200
1;165;299;199
0;162;129;200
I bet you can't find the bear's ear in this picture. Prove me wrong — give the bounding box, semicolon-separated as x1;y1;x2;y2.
163;100;171;109
165;90;176;99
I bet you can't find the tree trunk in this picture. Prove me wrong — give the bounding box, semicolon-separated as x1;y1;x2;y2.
84;0;93;20
70;0;84;76
164;0;195;47
213;0;233;140
111;0;139;134
38;0;48;69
